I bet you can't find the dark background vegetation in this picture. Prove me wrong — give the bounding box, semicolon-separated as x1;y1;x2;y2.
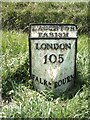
2;2;89;34
1;2;90;118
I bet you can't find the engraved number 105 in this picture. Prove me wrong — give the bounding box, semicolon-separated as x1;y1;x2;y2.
43;54;64;64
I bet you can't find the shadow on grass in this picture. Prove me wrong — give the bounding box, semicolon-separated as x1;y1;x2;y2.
2;57;87;102
2;58;33;102
40;71;87;101
52;71;88;100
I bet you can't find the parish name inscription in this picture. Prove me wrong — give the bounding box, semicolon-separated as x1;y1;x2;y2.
29;24;77;92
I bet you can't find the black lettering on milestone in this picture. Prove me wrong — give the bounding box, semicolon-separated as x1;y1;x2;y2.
44;79;48;86
40;78;43;84
68;43;71;49
67;75;71;83
70;26;75;31
31;74;35;80
65;27;69;31
70;74;74;81
54;74;74;88
41;43;46;50
61;26;64;31
36;43;40;50
62;78;66;84
63;33;66;37
35;76;39;82
48;82;52;88
49;32;54;37
54;43;59;50
54;82;58;88
55;33;58;38
47;43;53;50
60;43;65;50
58;80;62;86
49;54;57;63
65;43;71;50
58;33;62;37
43;33;48;38
66;32;69;37
38;32;42;37
32;27;36;31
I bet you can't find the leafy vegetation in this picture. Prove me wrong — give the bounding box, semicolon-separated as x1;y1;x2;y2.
1;2;89;119
2;2;88;34
1;30;89;118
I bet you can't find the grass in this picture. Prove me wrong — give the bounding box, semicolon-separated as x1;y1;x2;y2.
1;30;89;118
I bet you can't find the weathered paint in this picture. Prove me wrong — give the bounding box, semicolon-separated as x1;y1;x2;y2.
29;24;77;93
30;24;77;38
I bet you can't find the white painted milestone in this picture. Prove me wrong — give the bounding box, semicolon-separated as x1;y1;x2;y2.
29;24;77;93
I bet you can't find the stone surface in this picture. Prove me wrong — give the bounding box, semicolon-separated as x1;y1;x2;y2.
29;24;77;93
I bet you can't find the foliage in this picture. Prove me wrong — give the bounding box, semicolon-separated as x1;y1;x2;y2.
1;30;30;101
2;85;89;118
1;31;89;118
1;1;89;119
2;2;89;34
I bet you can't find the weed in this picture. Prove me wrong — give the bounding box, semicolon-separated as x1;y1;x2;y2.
1;31;89;118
